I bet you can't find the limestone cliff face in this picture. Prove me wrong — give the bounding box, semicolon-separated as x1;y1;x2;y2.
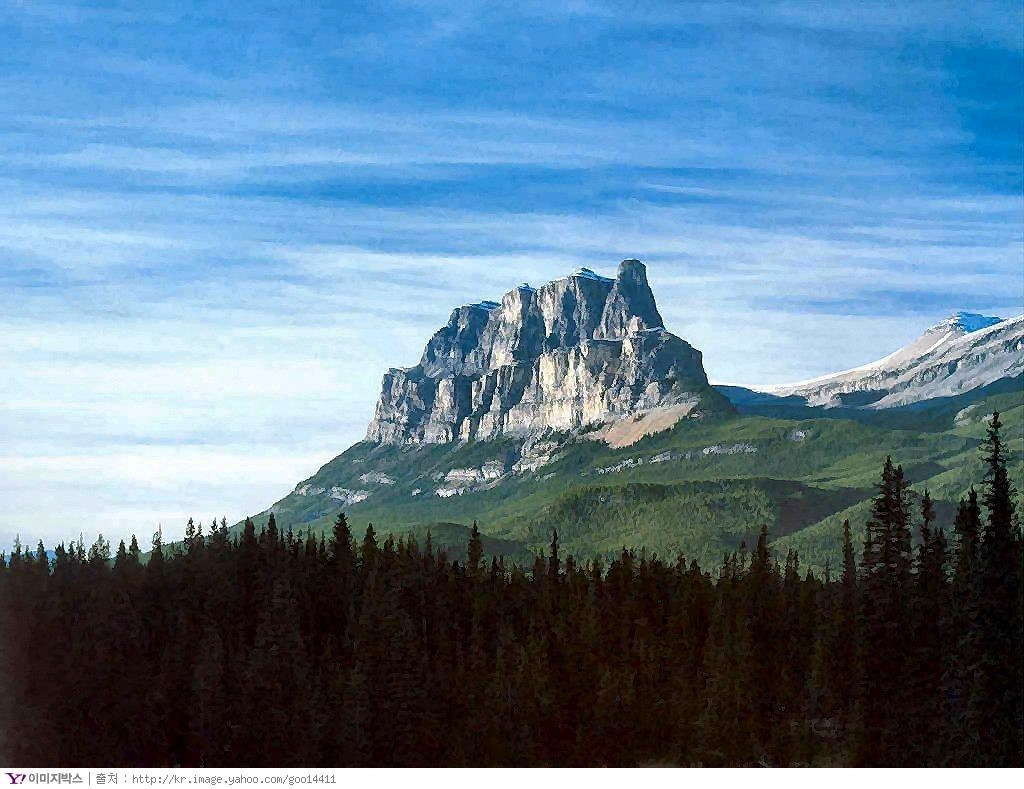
366;260;730;444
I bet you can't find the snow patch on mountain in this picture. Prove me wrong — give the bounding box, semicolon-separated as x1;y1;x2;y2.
329;488;370;505
570;267;614;283
590;443;759;476
358;471;395;485
294;483;371;506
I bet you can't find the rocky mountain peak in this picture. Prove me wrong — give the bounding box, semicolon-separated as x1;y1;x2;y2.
366;260;731;444
598;258;664;339
417;259;665;380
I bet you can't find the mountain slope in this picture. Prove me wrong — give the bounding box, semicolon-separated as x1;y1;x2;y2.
759;312;1024;408
247;384;1021;572
242;275;1023;573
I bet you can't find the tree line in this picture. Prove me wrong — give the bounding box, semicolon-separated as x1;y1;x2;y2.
0;414;1021;766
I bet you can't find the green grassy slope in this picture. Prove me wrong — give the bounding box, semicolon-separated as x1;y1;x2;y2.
773;394;1024;567
240;379;1023;572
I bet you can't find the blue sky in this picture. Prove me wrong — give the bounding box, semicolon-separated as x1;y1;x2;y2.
1;0;1022;550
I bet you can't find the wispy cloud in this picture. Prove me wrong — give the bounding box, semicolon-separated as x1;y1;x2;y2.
0;0;1020;548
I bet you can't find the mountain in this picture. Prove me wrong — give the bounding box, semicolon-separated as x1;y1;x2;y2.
243;270;1023;572
756;312;1024;409
366;259;732;444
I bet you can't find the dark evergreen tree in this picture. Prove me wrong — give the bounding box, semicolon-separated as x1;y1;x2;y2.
326;511;356;650
190;625;227;767
4;437;1016;767
149;529;165;571
330;513;354;568
114;539;129;569
745;524;784;755
467;521;484;578
241;579;314;766
908;490;947;764
856;456;914;766
548;529;561;584
361;524;378;571
973;412;1023;766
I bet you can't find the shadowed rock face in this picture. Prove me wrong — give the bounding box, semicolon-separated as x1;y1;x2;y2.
599;258;664;339
366;260;731;444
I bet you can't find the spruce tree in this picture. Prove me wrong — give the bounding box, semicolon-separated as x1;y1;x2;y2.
238;517;260;648
973;412;1023;765
856;456;914;766
265;512;279;548
128;534;141;562
841;519;856;588
811;519;858;731
548;529;561;584
330;512;354;568
837;519;859;721
361;524;379;571
114;539;129;570
327;513;356;644
909;490;947;764
149;529;165;571
467;522;484;578
947;486;983;760
745;524;783;755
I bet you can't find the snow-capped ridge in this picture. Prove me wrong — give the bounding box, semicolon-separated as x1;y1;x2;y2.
765;312;1009;391
757;312;1023;409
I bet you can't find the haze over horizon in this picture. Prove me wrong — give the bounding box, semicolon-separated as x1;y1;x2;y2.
2;0;1021;549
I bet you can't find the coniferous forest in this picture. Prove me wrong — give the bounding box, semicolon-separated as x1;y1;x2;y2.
1;415;1021;767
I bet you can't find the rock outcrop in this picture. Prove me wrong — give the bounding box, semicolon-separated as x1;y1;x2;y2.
366;260;731;444
762;312;1024;408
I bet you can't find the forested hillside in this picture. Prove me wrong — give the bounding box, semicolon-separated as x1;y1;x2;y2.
247;381;1024;573
1;416;1020;767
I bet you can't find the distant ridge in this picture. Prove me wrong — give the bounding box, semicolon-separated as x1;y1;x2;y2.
758;312;1024;408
